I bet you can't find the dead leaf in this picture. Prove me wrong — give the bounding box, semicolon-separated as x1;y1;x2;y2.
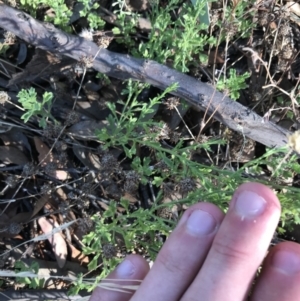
0;146;29;165
67;120;109;140
8;49;76;86
68;243;89;265
38;217;68;268
72;143;101;170
1;128;32;154
287;1;300;17
11;195;50;224
33;136;68;180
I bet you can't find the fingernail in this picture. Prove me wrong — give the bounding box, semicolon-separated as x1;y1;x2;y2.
271;250;300;275
186;210;217;236
235;190;266;218
116;259;135;277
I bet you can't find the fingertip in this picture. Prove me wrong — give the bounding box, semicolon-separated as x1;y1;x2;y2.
120;254;150;277
251;241;300;300
233;182;281;211
89;255;149;301
178;201;225;230
265;241;300;274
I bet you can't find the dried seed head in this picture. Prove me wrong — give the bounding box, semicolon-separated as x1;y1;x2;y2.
76;197;90;210
5;175;18;188
97;34;113;49
124;180;139;193
58;201;70;215
157;207;173;219
288;130;300;154
257;11;269;27
44;124;64;139
44;162;57;174
79;28;94;41
279;24;291;36
150;123;170;140
102;243;116;259
178;177;196;195
78;55;94;69
124;170;140;193
222;20;238;38
154;161;170;173
0;91;10;105
8;222;22;235
40;183;52;195
169;131;181;144
164;97;180;110
22;162;36;177
210;9;220;27
162;182;175;198
101;154;119;171
125;170;140;182
77;217;93;232
3;31;16;44
55;141;68;152
65;111;80;126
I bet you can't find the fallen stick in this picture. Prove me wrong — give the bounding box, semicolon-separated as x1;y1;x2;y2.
0;2;290;148
0;288;89;300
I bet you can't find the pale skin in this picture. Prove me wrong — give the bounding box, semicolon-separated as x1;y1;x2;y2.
89;182;300;301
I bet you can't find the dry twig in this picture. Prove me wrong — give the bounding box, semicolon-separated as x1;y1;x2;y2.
0;2;290;148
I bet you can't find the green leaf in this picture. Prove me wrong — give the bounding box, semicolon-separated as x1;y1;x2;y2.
112;27;121;35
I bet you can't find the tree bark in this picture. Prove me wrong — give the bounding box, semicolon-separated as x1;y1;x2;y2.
0;2;290;148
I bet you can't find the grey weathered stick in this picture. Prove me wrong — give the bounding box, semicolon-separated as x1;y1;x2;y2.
0;2;289;148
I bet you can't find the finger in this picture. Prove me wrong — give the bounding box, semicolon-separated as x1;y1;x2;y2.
182;182;281;301
250;241;300;301
89;254;149;301
130;202;224;301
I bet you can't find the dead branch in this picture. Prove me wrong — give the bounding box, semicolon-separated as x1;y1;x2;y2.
0;2;290;148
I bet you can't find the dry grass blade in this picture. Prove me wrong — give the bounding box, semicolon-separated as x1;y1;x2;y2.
0;220;77;257
0;270;79;281
32;219;77;241
96;279;142;293
0;270;141;293
97;282;140;293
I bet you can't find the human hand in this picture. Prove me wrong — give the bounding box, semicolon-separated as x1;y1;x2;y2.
89;182;300;301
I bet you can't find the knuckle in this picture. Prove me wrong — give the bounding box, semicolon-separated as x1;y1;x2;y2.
212;239;250;263
156;250;190;275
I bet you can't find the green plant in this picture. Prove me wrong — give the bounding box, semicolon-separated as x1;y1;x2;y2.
19;0;72;30
133;0;216;72
69;200;173;294
17;87;55;129
65;80;300;295
14;261;44;289
216;69;250;100
0;44;9;55
111;0;139;47
78;0;105;30
96;73;112;85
